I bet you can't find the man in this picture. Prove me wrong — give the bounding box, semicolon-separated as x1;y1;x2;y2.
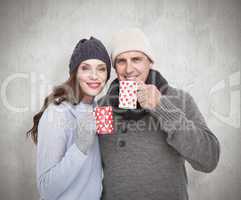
98;28;220;200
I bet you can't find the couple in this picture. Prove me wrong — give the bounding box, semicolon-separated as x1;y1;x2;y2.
27;28;220;200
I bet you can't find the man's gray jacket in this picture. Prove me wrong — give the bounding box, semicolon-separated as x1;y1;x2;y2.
98;85;220;200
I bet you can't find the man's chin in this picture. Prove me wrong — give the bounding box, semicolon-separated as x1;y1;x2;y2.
119;77;138;81
125;78;137;81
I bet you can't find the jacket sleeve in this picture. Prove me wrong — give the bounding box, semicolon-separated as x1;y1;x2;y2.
36;104;87;200
149;92;220;173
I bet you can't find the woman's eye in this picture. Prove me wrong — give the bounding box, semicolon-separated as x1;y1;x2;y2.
99;67;106;71
81;66;90;70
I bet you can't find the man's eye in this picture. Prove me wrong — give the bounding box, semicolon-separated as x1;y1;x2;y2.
116;59;125;65
132;57;142;62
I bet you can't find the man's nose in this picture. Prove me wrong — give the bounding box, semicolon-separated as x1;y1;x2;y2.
125;61;134;74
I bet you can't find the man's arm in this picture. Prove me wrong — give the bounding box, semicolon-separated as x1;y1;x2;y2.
149;92;220;173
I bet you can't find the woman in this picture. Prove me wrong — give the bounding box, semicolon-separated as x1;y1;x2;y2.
26;37;111;200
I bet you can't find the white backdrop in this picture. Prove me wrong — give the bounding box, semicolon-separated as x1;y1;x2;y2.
0;0;240;199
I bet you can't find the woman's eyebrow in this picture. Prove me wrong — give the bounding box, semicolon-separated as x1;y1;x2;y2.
80;62;91;66
97;63;106;67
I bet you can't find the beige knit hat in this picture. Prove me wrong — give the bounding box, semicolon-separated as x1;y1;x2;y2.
110;28;155;65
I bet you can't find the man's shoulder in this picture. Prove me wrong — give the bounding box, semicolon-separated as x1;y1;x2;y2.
165;85;188;97
164;85;194;106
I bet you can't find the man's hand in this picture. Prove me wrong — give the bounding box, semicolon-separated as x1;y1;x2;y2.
137;82;161;110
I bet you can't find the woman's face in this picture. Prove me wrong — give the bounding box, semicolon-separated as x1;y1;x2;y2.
77;59;108;101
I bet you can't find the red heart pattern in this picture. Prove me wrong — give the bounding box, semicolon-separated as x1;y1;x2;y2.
119;81;137;109
95;106;114;134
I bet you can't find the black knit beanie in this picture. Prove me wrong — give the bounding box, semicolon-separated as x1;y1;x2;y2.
69;37;111;81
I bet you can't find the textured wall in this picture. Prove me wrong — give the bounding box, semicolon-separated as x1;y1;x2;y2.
0;0;240;199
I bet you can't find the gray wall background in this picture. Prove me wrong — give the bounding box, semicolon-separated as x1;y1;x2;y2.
0;0;240;199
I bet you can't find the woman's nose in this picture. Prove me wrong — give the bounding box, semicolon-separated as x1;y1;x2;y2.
89;70;98;80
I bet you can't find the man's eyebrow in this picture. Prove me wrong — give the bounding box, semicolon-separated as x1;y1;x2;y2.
116;58;126;61
131;56;144;59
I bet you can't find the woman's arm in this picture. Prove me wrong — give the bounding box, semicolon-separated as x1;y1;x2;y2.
36;104;87;200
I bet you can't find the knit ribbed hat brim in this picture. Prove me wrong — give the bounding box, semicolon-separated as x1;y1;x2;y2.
110;28;154;65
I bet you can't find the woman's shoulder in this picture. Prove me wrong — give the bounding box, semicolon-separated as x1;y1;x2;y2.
42;100;96;119
37;102;78;143
40;100;96;125
40;101;76;125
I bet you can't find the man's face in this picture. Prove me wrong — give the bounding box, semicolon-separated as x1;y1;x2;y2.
114;51;152;82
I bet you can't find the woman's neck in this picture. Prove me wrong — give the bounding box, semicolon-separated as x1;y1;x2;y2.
81;95;94;104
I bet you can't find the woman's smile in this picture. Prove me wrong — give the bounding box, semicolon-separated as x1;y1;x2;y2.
86;81;102;89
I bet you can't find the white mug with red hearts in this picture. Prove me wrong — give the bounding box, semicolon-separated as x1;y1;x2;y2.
119;80;138;109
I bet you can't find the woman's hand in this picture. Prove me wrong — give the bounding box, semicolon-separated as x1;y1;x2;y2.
75;109;96;155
